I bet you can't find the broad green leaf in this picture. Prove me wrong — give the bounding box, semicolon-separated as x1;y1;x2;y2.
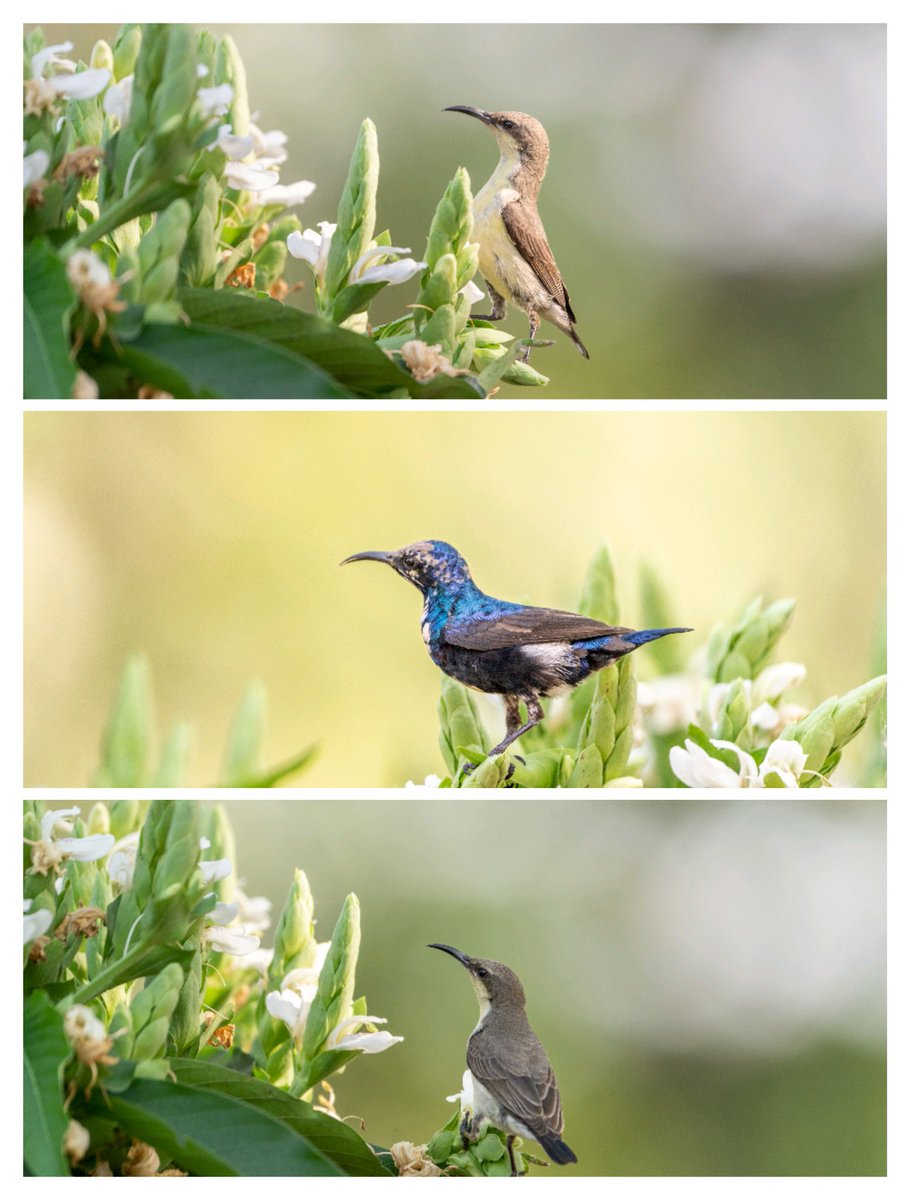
103;1078;345;1176
177;288;484;398
23;993;71;1177
169;1059;390;1176
111;322;355;399
237;743;319;788
24;240;76;399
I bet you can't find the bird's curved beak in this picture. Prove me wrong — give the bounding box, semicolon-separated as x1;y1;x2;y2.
443;105;494;126
339;550;395;567
428;943;472;967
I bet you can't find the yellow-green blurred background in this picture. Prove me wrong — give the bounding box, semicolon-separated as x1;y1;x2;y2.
24;410;885;787
35;23;886;398
202;798;884;1174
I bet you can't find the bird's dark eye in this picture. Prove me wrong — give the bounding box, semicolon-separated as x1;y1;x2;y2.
501;120;516;131
476;967;489;978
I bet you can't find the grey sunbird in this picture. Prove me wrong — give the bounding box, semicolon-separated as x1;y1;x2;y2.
444;105;589;362
429;943;577;1175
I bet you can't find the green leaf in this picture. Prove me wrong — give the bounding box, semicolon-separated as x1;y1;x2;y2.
169;1059;390;1175
236;743;319;788
219;683;265;786
24;240;76;399
177;288;484;398
101;1078;345;1176
23;993;71;1177
110;322;355;399
331;279;387;324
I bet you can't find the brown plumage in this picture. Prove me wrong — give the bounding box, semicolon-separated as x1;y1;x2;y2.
444;106;588;362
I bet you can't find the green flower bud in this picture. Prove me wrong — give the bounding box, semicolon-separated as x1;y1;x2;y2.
323;118;379;305
301;894;361;1060
461;754;510;788
215;35;250;138
86;803;110;836
783;675;887;785
92;655;154;788
112;25;142;81
269;869;316;987
707;597;795;683
438;677;489;775
150;24;197;131
712;678;752;745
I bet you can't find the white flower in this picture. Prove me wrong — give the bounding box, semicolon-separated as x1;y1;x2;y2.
405;774;443;789
197;83;233;118
258;179;317;208
638;674;699;735
459;280;485;306
243;946;275;975
753;662;807;705
669;737;807;789
249;123;289;167
266;987;311;1041
208;901;239;925
287;222;336;285
23;147;50;188
447;1068;475;1109
23;900;53;944
198;857;232;884
64;1004;107;1045
234;887;272;934
27;806;115;875
280;943;331;998
107;832;140;889
326;1014;403;1054
102;75;133;124
348;245;425;286
216;124;254;160
31;42;77;77
223;160;280;192
204;924;261;956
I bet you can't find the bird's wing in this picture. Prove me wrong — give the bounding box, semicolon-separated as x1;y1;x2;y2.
445;606;633;651
468;1031;563;1139
501;199;576;321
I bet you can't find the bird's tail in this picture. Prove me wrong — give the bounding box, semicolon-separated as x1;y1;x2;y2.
537;1135;578;1165
569;326;589;359
626;626;693;647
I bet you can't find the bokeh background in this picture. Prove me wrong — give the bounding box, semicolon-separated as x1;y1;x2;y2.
36;23;886;398
24;410;885;787
205;798;884;1174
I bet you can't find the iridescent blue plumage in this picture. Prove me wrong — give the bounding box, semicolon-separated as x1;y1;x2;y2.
342;540;691;765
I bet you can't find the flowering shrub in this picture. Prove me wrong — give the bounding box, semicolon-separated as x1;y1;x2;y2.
414;546;886;789
23;799;540;1176
23;24;545;399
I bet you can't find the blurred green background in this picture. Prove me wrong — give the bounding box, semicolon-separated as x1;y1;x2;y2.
24;410;885;787
35;23;886;398
210;797;883;1174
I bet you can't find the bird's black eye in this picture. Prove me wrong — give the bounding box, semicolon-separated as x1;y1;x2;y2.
476;967;488;978
501;119;516;131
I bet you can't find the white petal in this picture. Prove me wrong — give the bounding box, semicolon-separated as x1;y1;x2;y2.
23;149;50;188
758;739;808;787
197;83;233;118
750;701;780;732
258;179;317;207
668;741;742;788
208;901;238;925
196;64;209;78
287;229;323;265
753;662;807;704
206;924;260;955
333;1029;404;1053
198;857;232;884
41;807;80;842
266;988;309;1036
54;68;111;101
31;42;75;78
357;257;426;286
217;127;254;160
24;908;53;944
102;76;133;123
64;1005;106;1043
223;161;280;192
199;837;211;850
459;280;485;305
712;739;760;782
57;833;115;862
349;245;413;280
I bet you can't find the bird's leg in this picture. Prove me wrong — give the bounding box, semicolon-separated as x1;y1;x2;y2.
506;1135;519;1177
520;311;541;363
472;280;506;323
459;1110;475;1150
459;697;543;779
486;697;544;758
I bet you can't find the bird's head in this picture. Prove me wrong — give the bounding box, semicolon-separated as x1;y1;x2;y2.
444;106;549;171
340;540;472;594
428;943;527;1012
